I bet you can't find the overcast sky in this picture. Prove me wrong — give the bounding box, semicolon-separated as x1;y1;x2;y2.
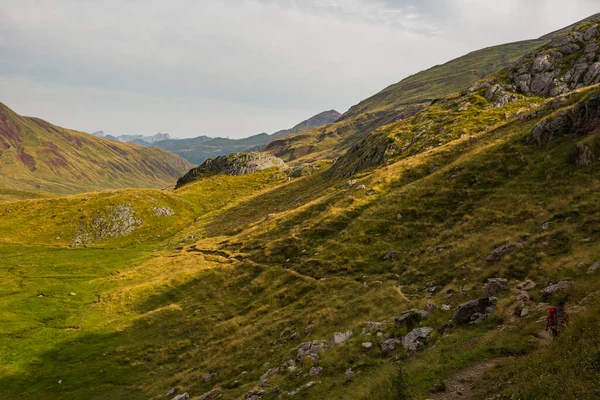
1;0;598;139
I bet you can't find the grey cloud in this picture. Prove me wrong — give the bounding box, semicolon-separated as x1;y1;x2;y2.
1;0;598;138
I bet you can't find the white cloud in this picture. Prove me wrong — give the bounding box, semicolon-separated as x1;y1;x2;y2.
0;0;598;138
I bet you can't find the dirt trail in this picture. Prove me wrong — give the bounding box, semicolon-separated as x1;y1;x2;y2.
431;358;508;400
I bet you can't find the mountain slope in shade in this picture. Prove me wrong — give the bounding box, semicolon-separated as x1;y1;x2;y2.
0;102;193;194
149;109;341;164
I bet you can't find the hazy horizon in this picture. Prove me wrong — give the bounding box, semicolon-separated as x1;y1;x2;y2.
1;0;598;139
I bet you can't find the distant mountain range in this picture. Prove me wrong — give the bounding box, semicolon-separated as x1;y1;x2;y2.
91;131;171;145
93;110;341;164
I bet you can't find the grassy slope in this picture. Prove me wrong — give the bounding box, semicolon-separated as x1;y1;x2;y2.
264;38;546;165
1;84;600;399
0;102;193;194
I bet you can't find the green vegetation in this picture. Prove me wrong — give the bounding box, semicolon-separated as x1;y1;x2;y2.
2;15;600;400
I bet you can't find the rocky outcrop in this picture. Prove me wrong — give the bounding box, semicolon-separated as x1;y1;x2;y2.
176;152;286;188
527;92;600;147
331;331;353;346
199;389;221;400
508;22;600;97
71;203;142;246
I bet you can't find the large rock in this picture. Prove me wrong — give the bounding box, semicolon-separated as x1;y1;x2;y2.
176;152;286;188
483;278;508;297
402;327;433;355
541;281;573;297
589;261;600;274
453;297;496;325
528;93;600;147
172;394;190;400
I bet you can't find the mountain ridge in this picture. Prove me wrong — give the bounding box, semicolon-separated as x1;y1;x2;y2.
0;102;193;194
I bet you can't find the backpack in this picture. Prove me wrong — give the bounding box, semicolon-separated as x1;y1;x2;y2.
547;306;557;326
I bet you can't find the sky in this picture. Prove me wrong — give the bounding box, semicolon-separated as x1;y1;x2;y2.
1;0;598;139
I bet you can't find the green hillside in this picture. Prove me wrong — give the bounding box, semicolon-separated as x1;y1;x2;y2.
265;38;554;164
0;102;193;195
1;14;600;400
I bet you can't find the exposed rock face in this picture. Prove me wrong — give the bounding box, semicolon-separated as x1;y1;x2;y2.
528;93;600;147
453;297;496;325
575;143;595;167
508;22;600;97
71;203;142;246
176;152;286;188
541;281;574;297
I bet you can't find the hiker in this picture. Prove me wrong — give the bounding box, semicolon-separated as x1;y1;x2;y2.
546;301;569;337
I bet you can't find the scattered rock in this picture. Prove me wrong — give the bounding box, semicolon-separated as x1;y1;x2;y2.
485;244;516;263
588;261;600;274
346;180;357;187
331;331;353;346
541;281;573;297
296;341;328;362
199;389;221;400
520;308;530;317
482;278;507;297
381;338;401;352
516;291;530;302
441;304;451;311
396;213;403;221
383;251;399;261
172;394;190;400
202;372;217;382
424;303;438;312
356;185;366;191
402;327;433;355
260;368;279;380
345;368;355;379
70;292;76;296
453;297;497;325
575;143;594;167
166;388;177;396
245;390;264;400
361;342;373;349
152;206;175;217
367;189;376;195
309;367;323;376
365;321;382;330
580;291;600;306
517;279;536;291
395;310;428;327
